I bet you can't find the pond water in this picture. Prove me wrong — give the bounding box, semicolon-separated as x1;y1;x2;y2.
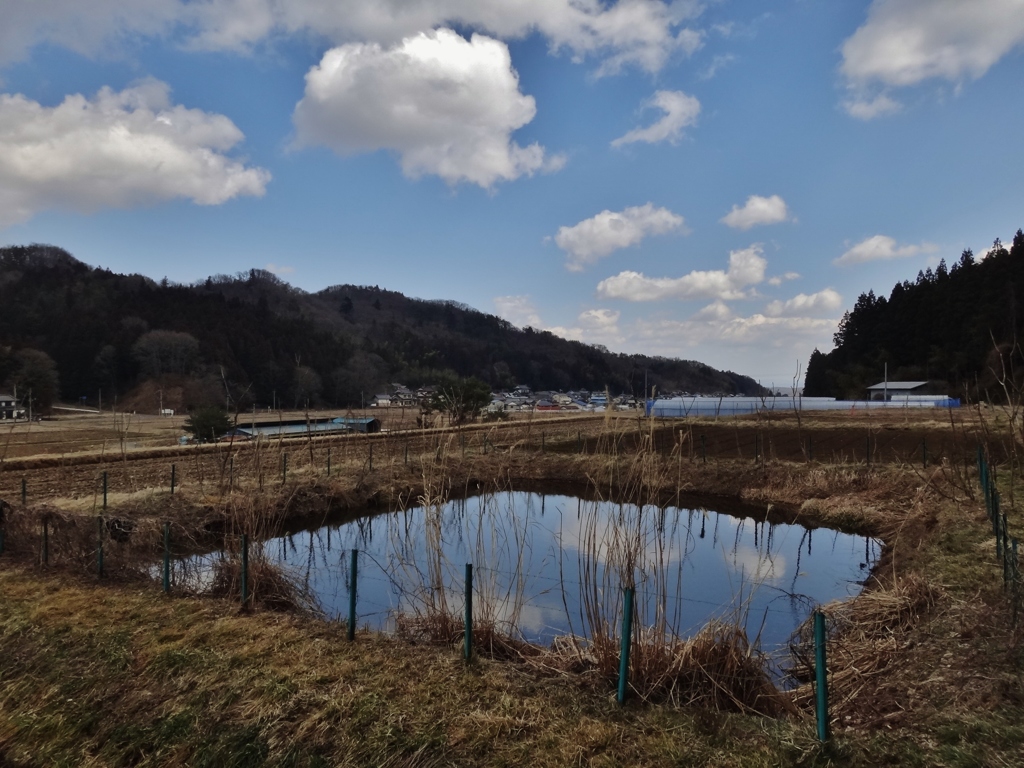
247;492;879;658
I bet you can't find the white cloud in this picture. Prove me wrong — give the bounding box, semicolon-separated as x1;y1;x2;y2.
699;53;735;80
633;313;838;349
611;90;701;147
842;0;1024;88
766;271;800;287
0;1;704;76
720;194;791;230
0;0;182;63
293;30;562;188
840;0;1024;117
0;80;269;227
834;235;938;265
494;295;622;346
494;295;543;329
764;289;843;318
979;240;1012;260
597;244;767;301
553;203;686;271
548;308;624;346
496;284;842;379
197;1;704;74
693;300;734;321
842;93;902;120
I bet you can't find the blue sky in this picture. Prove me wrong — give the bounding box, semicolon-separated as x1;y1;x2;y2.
1;1;1023;389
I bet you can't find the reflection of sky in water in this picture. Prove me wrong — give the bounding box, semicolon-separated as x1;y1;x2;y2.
245;493;879;657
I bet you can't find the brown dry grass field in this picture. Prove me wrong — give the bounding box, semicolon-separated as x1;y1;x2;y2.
1;405;1023;767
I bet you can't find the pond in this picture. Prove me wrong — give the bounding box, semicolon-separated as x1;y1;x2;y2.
247;492;879;658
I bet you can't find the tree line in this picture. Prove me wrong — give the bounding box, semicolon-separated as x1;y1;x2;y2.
804;229;1024;400
0;244;764;413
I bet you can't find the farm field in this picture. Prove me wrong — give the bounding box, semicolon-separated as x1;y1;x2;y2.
1;406;1023;767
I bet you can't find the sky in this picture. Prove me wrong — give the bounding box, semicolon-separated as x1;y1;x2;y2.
1;0;1023;390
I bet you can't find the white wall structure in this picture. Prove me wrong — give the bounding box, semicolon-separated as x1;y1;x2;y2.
647;395;960;418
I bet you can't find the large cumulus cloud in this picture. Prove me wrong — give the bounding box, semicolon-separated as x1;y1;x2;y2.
0;80;269;227
293;29;563;188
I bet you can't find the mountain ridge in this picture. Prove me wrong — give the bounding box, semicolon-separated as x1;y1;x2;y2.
0;243;766;409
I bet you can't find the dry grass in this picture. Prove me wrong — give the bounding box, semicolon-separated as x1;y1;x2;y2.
2;408;1024;765
788;575;941;717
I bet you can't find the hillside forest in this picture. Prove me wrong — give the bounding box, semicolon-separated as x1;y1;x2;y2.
805;229;1024;400
0;244;763;414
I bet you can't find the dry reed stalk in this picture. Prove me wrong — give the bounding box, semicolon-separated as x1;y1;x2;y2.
204;553;319;613
561;435;790;715
787;575;939;714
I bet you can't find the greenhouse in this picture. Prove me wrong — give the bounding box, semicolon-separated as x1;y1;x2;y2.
646;395;960;418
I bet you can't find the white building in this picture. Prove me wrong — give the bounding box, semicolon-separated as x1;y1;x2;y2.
0;393;26;420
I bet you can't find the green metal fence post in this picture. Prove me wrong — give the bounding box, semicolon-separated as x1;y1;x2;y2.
348;548;358;641
1003;514;1010;585
326;447;331;477
163;522;171;594
994;491;1003;557
282;453;288;484
368;444;373;472
96;516;104;577
464;563;474;662
241;533;249;607
102;471;108;510
814;611;830;742
1013;538;1020;628
170;464;176;495
617;587;635;705
984;464;991;519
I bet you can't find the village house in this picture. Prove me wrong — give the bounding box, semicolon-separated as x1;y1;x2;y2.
392;390;419;407
0;393;25;420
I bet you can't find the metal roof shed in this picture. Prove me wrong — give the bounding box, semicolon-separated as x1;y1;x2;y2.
866;381;929;400
331;417;381;433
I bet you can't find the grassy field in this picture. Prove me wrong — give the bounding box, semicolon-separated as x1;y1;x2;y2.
1;407;1023;766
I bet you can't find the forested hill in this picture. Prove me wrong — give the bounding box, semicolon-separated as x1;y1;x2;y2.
805;229;1024;400
0;244;763;410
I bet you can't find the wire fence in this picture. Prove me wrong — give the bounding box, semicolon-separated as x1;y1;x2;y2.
978;448;1022;626
0;415;994;504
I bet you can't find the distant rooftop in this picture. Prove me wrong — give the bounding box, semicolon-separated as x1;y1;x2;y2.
866;381;928;391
